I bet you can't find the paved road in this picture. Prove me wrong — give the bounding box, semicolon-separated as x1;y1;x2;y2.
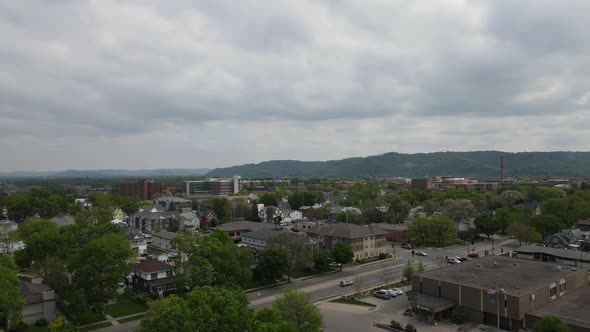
97;236;517;331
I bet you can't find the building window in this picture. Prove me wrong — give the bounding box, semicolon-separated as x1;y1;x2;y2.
364;252;368;258
550;286;557;297
151;273;158;280
559;283;567;293
553;238;558;243
166;270;173;277
438;285;441;297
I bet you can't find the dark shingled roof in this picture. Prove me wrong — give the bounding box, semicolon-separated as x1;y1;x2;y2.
135;259;172;273
321;223;386;239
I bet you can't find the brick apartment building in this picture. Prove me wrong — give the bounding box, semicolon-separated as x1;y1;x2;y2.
409;256;589;331
120;179;164;201
297;223;388;261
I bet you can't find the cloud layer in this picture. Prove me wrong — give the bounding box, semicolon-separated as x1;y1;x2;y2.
1;0;589;171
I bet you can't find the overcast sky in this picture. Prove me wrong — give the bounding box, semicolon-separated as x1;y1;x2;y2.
1;1;590;172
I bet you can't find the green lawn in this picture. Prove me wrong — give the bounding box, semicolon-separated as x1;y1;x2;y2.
79;322;113;331
118;314;145;324
330;298;376;307
71;311;106;325
105;294;148;318
25;326;50;332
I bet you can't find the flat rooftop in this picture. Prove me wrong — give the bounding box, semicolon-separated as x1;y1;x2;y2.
416;256;585;296
529;286;590;329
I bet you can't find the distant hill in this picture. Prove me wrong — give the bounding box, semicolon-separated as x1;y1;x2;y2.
0;168;211;179
206;151;590;179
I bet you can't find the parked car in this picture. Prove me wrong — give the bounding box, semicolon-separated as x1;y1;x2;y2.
457;257;469;261
415;251;427;256
373;290;391;299
387;288;403;296
385;289;398;297
329;262;342;268
401;244;414;249
447;257;461;264
468;253;480;258
340;280;354;287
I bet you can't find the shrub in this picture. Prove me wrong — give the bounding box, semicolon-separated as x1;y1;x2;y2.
303;266;312;273
451;306;465;324
35;318;49;327
405;323;417;332
378;253;387;259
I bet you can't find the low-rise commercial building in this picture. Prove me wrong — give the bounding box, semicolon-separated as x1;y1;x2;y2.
409;256;588;331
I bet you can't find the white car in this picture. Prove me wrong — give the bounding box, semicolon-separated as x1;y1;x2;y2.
329;262;342;268
447;257;461;264
340;280;354;287
415;251;427;256
386;288;403;297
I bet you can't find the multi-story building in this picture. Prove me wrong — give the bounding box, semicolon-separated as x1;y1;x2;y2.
409;256;588;331
411;178;434;190
184;176;241;195
298;223;388;260
120;179;164;201
154;196;192;213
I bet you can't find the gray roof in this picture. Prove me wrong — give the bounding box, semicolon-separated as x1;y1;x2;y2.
528;286;590;329
154;196;191;203
216;220;276;232
515;245;590;262
415;256;584;296
152;230;180;240
242;229;284;241
322;223;386;239
21;281;52;305
372;222;410;231
49;214;75;227
120;225;145;240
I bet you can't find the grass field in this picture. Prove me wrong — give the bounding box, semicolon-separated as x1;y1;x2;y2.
118;314;146;324
105;294;148;318
330;298;377;307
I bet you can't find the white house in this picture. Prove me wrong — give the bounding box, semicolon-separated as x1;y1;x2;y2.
288;210;303;222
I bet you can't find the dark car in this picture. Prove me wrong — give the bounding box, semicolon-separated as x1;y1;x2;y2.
401;244;414;249
468;253;480;258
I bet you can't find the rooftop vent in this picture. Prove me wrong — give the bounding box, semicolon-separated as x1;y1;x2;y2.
513;263;519;266
556;266;562;271
476;264;483;268
493;261;498;265
471;274;476;278
571;268;577;271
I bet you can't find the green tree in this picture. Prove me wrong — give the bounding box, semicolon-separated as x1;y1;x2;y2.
208;197;232;222
331;242;353;271
186;287;254;332
498;190;524;209
529;214;565;240
417;260;426;273
507;222;533;246
272;288;323;332
495;208;516;233
268;232;314;281
172;230;252;288
403;259;415;282
255;307;297;332
0;255;24;330
408;217;429;245
312;251;332;271
444;199;476;223
68;233;135;309
533;315;572;332
474;214;499;239
48;316;78;332
256;247;289;283
429;215;456;246
139;296;194;331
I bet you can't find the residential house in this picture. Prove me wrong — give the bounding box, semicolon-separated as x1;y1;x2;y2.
180;212;200;229
0;219;24;253
154;197;192;213
120;225;147;255
577;219;590;232
151;230;181;250
288;210;303;222
132;259;176;294
21;279;56;325
198;209;217;228
408;206;427;219
544;228;590;251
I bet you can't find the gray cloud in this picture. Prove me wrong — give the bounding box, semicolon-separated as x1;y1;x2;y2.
1;0;589;171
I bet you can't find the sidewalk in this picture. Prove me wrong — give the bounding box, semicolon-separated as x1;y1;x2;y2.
78;312;145;330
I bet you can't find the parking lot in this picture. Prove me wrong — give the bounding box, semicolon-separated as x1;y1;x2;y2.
319;286;465;332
